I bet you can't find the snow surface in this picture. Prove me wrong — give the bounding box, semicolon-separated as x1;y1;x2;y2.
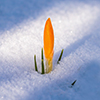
0;0;100;100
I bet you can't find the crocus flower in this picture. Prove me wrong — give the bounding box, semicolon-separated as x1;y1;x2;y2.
43;18;54;73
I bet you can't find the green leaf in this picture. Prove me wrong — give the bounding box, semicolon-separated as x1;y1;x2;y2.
57;49;64;64
41;48;45;74
34;55;38;72
41;59;45;74
71;80;77;86
42;48;44;60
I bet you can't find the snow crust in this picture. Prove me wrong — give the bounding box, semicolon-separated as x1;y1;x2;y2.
0;0;100;100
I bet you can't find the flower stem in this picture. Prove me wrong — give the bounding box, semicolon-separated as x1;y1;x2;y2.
45;59;53;73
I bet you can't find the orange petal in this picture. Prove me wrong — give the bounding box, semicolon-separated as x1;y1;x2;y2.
43;18;54;60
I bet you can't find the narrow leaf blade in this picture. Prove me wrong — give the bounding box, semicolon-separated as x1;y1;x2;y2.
41;48;45;74
34;55;38;72
57;49;64;64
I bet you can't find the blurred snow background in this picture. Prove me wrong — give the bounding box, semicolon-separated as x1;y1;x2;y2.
0;0;100;100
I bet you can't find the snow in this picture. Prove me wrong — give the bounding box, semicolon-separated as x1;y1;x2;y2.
0;0;100;100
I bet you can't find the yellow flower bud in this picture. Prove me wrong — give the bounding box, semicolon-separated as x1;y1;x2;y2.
43;18;54;73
